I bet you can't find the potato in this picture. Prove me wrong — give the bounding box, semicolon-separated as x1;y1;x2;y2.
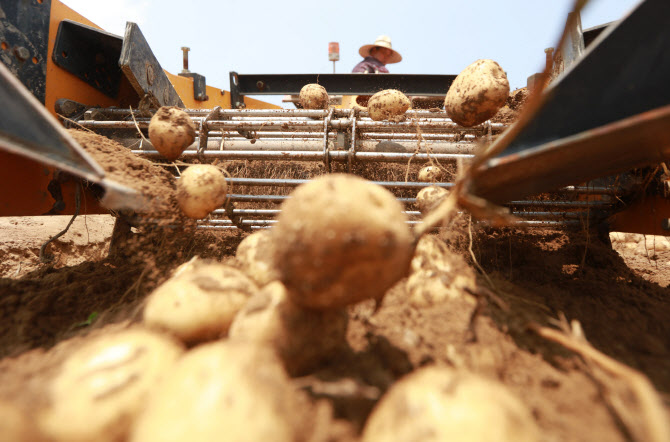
229;281;348;375
271;174;414;310
416;186;449;216
148;106;196;161
417;166;444;182
39;328;183;442
368;89;411;122
299;83;329;110
445;59;510;127
410;234;454;275
0;400;46;442
176;164;228;219
235;229;280;286
407;235;476;307
362;365;539;442
130;341;300;442
143;259;258;344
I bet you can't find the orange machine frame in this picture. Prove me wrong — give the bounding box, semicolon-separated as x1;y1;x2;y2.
0;0;277;217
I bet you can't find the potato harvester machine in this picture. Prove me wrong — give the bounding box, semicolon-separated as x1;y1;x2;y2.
1;0;669;236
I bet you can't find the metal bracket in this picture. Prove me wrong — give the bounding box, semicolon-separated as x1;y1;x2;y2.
52;20;123;98
54;98;89;121
178;72;208;101
229;71;245;109
198;106;221;155
119;22;183;107
322;108;333;172
347;110;357;173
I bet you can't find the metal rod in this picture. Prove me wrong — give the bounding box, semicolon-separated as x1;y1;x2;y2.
132;149;474;163
194;218;584;229
76;116;503;135
225;177;455;190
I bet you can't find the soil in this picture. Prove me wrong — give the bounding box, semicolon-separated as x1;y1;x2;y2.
1;122;669;441
491;87;530;124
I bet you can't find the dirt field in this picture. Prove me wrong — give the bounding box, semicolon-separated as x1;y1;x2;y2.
1;210;669;441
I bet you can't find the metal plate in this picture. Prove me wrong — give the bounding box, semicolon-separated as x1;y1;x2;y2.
0;0;51;103
229;72;455;108
119;22;183;107
52;20;123;98
0;60;104;182
471;0;670;203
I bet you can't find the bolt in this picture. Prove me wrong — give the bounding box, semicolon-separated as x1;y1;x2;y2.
544;47;555;71
181;47;190;73
146;63;155;86
13;46;29;62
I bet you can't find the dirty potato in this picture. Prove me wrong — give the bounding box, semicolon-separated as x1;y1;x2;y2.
176;164;228;219
229;281;348;375
362;365;539;442
143;259;258;344
38;328;183;442
416;186;450;216
0;400;46;442
130;341;301;442
235;229;280;287
407;235;476;307
418;166;444;182
368;89;411;121
148;106;196;161
445;59;510;127
271;174;414;310
299;83;329;109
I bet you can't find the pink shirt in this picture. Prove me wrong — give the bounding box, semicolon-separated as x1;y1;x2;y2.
352;57;389;74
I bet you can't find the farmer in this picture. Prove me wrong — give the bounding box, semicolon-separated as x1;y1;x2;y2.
352;35;402;74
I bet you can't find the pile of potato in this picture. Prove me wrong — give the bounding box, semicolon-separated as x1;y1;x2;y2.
26;173;540;442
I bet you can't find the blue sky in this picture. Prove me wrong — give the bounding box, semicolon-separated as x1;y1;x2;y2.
62;0;640;106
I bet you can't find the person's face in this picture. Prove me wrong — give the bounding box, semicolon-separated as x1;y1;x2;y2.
372;47;393;64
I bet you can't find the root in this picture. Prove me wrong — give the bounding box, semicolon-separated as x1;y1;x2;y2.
468;216;496;290
413;186;460;239
529;316;670;442
118;265;151;305
129;105;150;150
39;184;81;263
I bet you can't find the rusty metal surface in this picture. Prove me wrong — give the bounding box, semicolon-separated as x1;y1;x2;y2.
119;22;183;107
0;0;51;103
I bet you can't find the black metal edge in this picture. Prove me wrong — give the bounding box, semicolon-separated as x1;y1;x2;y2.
0;0;51;103
496;0;670;158
229;71;244;108
229;73;456;96
119;22;184;107
52;20;123;98
178;72;208;101
583;21;616;48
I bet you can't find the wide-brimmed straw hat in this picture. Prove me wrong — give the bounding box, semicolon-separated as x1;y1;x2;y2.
358;35;402;64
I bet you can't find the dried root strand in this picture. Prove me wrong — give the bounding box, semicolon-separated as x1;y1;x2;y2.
529;318;670;442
